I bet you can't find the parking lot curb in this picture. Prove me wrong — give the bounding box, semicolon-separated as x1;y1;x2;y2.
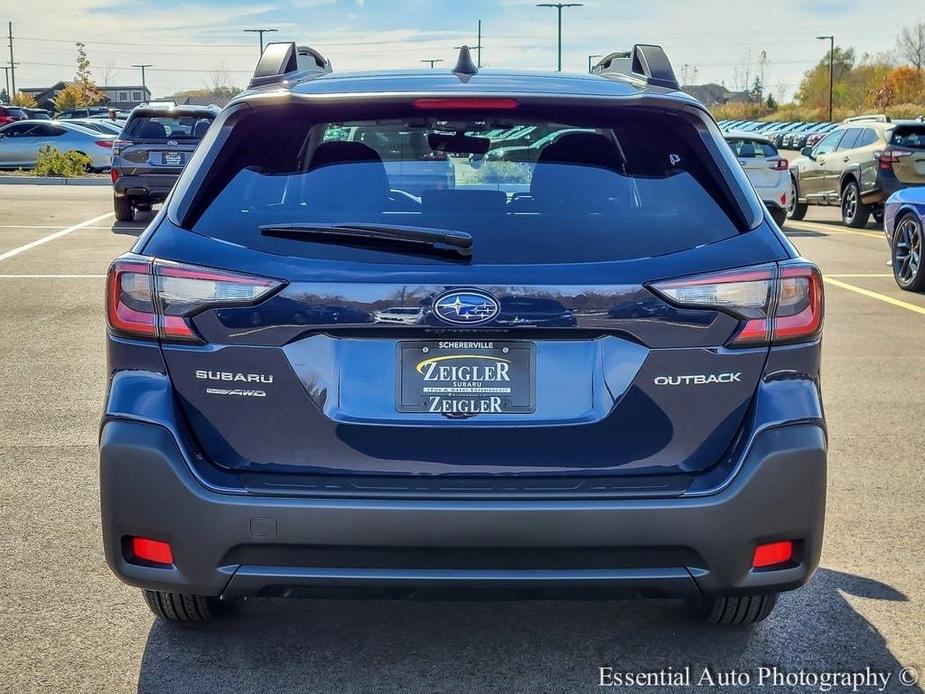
0;176;110;186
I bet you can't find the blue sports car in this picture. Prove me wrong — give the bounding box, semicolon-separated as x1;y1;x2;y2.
884;187;925;291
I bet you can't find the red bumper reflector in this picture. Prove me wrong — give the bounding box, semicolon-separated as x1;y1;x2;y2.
131;537;174;565
752;541;793;568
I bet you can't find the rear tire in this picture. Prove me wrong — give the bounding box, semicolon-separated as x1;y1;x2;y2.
691;593;778;625
787;178;807;220
891;212;925;292
841;181;870;228
770;207;787;228
142;589;228;622
113;196;134;222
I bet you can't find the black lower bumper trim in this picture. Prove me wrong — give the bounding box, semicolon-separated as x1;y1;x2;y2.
100;420;826;599
222;566;702;600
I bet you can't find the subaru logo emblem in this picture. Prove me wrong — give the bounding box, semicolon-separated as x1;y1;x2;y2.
432;289;499;325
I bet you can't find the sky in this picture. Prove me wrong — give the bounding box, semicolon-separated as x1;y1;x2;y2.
4;0;922;100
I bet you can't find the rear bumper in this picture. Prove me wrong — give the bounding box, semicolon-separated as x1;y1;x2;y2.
113;173;179;201
100;420;826;601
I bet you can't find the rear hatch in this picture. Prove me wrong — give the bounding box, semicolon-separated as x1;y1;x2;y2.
116;110;215;174
885;123;925;184
132;99;797;484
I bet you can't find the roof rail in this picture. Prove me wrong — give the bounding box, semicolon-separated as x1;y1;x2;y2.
591;44;679;90
249;42;332;89
840;114;891;124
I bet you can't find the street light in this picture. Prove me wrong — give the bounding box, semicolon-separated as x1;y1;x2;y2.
244;28;278;55
588;53;602;74
816;35;834;122
536;3;583;72
421;59;444;69
131;64;152;92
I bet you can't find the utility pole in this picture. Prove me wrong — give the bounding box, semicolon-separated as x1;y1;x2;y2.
1;65;13;102
536;3;583;72
131;64;152;92
244;28;278;55
455;20;484;68
816;35;834;122
477;19;482;68
7;22;15;97
421;59;444;69
588;54;602;73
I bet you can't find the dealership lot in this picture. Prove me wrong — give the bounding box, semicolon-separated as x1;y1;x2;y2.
0;185;923;693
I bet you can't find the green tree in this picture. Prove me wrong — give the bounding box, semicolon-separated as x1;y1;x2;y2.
795;46;856;110
0;87;9;104
65;41;107;111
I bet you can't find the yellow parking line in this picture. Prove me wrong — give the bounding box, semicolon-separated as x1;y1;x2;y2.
824;277;925;315
826;273;892;278
786;220;882;240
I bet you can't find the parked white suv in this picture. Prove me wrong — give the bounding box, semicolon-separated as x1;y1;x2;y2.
725;132;790;227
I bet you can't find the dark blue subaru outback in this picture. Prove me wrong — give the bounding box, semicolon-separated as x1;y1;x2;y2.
100;44;826;625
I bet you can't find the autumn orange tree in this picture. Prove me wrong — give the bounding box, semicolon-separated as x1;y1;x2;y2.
54;42;107;113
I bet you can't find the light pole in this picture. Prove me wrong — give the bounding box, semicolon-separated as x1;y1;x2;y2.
536;3;583;72
816;35;834;122
244;28;278;55
421;59;444;69
588;53;602;74
131;64;152;93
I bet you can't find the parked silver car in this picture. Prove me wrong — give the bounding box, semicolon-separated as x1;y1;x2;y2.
65;118;124;136
0;120;115;171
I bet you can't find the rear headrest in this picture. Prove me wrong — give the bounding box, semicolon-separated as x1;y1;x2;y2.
531;132;626;206
535;132;621;170
309;141;384;170
305;141;389;211
193;120;210;138
139;120;167;139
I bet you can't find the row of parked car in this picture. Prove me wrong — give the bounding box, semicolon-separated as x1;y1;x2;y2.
717;118;843;151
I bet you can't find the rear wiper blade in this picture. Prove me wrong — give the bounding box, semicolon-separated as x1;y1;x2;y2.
259;223;473;258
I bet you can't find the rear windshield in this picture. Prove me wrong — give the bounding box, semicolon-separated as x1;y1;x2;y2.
184;104;745;265
726;138;778;158
4;108;25;118
126;114;214;141
890;125;925;149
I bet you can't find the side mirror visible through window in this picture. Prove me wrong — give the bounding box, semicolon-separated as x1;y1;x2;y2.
801;147;814;158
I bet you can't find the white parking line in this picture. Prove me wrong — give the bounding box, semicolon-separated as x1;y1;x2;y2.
0;225;117;230
0;212;114;263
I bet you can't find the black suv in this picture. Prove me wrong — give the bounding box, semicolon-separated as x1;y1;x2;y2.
111;103;217;221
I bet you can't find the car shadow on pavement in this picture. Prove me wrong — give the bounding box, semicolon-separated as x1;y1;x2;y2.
111;209;157;237
136;568;920;693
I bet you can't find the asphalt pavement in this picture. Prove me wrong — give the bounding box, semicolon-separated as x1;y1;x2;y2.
0;186;922;693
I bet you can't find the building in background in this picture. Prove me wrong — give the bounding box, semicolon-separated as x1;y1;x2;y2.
19;83;151;112
682;83;750;107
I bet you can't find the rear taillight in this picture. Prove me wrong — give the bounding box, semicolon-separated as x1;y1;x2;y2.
650;262;823;347
95;139;113;148
110;168;121;184
769;157;789;171
112;138;130;155
876;149;911;169
106;255;283;343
